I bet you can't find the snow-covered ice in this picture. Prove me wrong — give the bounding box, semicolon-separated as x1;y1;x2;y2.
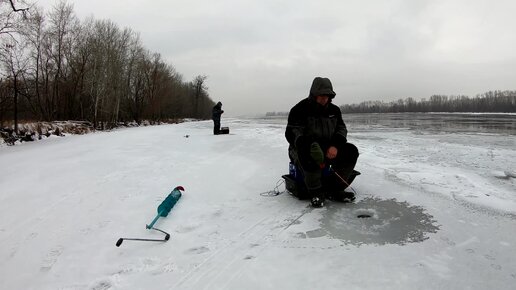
0;117;515;289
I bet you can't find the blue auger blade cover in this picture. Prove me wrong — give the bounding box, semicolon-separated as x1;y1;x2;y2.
157;186;184;217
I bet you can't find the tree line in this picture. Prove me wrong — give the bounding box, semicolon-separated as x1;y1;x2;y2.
0;1;215;133
339;91;516;113
265;90;516;117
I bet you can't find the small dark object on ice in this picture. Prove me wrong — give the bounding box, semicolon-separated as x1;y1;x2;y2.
219;127;230;134
311;197;324;208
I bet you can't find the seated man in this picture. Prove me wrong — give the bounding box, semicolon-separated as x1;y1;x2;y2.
285;77;359;207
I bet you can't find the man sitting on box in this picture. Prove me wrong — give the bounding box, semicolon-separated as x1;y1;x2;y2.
285;77;359;208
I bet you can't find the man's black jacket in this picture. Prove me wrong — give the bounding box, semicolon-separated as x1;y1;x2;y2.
285;97;348;154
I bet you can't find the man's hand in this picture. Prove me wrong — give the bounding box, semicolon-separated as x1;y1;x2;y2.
326;146;338;159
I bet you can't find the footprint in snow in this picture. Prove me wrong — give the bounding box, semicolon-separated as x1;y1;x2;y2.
40;245;64;272
484;254;495;261
186;246;210;254
26;232;38;240
176;224;200;233
162;263;176;272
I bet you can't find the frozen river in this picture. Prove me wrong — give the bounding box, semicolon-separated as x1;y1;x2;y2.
260;113;516;215
0;114;515;289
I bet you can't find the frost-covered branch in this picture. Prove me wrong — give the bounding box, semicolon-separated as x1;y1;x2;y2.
8;0;29;12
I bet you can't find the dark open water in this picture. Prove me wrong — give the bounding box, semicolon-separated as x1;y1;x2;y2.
341;113;516;135
261;113;515;136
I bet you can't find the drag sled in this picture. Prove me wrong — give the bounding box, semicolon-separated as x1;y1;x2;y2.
220;127;230;134
282;162;360;200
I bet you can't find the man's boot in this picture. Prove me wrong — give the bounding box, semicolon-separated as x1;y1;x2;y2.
328;190;355;202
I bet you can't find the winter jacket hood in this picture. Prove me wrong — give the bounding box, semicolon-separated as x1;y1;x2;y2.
309;77;336;99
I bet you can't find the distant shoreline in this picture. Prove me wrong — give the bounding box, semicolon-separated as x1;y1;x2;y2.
262;112;516;118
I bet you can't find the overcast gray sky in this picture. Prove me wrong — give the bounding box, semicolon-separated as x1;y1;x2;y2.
36;0;516;116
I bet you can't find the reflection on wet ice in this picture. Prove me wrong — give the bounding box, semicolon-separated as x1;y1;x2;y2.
305;197;439;246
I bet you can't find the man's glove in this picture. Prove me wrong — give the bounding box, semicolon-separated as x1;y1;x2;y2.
310;142;325;167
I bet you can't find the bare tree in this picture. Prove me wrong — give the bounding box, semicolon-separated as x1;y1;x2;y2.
0;39;29;133
1;1;217;130
7;0;29;12
0;77;10;125
192;74;207;117
19;6;46;119
62;16;93;120
1;0;30;38
46;1;74;120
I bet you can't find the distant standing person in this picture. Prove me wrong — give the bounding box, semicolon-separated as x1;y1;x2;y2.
212;102;224;135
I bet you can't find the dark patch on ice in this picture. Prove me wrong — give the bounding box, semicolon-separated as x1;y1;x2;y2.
305;228;326;238
90;280;112;290
353;135;387;141
294;232;307;239
307;197;439;245
504;170;516;178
